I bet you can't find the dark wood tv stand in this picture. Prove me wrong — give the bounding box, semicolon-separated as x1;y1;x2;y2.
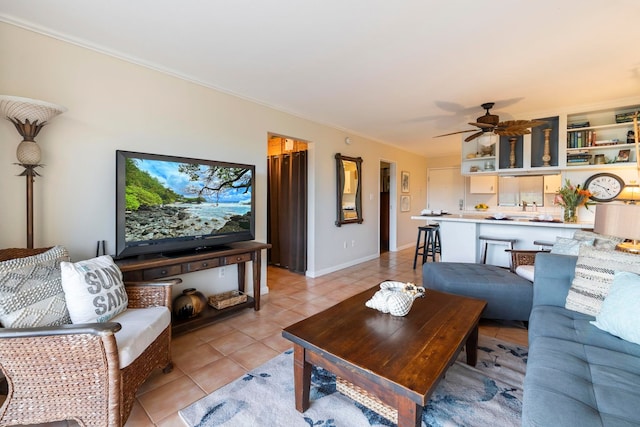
115;241;271;335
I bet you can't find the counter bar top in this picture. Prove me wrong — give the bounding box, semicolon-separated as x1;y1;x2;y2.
410;213;592;265
411;214;591;229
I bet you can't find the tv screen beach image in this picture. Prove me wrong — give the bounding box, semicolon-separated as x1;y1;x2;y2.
124;156;253;243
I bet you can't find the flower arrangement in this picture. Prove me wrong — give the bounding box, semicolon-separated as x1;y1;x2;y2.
554;179;594;222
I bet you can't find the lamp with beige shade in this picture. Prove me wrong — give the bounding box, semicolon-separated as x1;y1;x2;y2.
617;184;640;204
594;203;640;253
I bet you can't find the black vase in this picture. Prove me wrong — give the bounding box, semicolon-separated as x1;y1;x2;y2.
173;288;207;320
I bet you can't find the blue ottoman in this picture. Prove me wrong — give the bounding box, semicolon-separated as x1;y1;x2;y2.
422;262;533;321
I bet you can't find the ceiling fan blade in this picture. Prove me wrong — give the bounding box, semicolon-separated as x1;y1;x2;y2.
527;120;548;128
498;120;547;128
433;129;478;138
464;131;485;142
496;128;532;137
434;103;547;141
469;122;495;129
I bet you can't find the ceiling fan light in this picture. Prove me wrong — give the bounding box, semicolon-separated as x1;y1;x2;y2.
478;132;498;146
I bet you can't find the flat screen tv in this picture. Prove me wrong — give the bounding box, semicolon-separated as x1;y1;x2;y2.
115;150;255;259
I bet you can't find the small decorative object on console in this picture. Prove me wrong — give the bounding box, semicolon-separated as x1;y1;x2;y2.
365;281;425;317
173;288;207;320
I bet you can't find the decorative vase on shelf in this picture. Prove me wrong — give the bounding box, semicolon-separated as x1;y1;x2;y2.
173;288;207;320
542;128;552;166
563;206;578;223
509;137;517;168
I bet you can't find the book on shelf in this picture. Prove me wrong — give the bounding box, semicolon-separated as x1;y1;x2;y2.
566;130;597;148
567;121;590;129
567;151;591;158
566;151;592;165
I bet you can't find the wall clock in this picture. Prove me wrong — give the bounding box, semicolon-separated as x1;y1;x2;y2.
584;173;625;202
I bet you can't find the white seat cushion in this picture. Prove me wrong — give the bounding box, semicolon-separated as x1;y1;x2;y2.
515;265;535;282
111;306;170;368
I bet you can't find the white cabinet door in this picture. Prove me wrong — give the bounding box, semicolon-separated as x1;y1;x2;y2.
469;175;497;194
544;174;562;193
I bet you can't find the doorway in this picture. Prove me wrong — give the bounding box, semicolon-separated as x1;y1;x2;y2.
267;134;308;274
380;161;391;252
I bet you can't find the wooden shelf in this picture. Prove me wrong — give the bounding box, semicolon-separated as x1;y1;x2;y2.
172;296;256;335
115;241;271;335
567;122;633;132
566;142;636;152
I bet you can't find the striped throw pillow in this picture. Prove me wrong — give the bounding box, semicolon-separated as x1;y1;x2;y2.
565;245;640;316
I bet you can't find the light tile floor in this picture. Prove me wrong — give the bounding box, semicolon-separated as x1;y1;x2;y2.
23;248;529;426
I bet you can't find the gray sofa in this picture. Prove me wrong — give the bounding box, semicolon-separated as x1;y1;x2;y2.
522;252;640;426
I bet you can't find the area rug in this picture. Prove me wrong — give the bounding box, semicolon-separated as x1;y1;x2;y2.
179;335;527;427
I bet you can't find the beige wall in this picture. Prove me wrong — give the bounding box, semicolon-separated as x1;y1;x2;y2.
0;23;428;291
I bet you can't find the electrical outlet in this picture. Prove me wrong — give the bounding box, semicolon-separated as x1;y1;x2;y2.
218;267;225;278
351;240;356;247
343;241;347;249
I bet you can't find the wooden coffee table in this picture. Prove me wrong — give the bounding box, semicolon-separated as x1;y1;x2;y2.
282;286;486;427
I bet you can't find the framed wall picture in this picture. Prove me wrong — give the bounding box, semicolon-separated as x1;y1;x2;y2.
400;195;411;212
401;171;410;193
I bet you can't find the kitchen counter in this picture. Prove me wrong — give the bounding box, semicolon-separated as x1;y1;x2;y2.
411;213;593;266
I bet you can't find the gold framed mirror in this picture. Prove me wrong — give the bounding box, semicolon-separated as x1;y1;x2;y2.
335;153;363;226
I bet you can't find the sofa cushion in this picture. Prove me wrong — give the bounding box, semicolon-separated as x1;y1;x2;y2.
112;306;170;368
61;255;129;324
523;335;640;427
532;252;578;307
423;262;532;321
591;271;640;345
0;246;71;328
528;305;640;357
565;246;640;316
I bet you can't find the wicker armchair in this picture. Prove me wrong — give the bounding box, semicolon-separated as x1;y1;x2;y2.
508;249;544;273
0;248;179;426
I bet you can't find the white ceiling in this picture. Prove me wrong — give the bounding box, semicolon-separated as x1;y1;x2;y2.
1;0;639;158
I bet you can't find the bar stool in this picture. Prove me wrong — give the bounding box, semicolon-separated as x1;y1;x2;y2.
533;240;554;251
479;235;517;268
413;224;441;269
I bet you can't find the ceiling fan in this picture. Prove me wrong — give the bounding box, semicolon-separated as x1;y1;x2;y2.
433;102;546;143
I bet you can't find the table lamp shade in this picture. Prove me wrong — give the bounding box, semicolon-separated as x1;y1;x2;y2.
617;185;640;204
594;204;640;253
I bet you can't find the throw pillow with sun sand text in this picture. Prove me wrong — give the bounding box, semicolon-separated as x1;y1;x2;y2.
61;255;128;323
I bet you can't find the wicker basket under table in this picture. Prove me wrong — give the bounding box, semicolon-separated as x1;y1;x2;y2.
208;290;247;309
336;377;398;423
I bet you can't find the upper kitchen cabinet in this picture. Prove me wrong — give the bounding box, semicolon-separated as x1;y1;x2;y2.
543;174;562;193
469;175;497;194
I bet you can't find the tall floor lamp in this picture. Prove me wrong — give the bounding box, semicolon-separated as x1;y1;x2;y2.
0;95;67;248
